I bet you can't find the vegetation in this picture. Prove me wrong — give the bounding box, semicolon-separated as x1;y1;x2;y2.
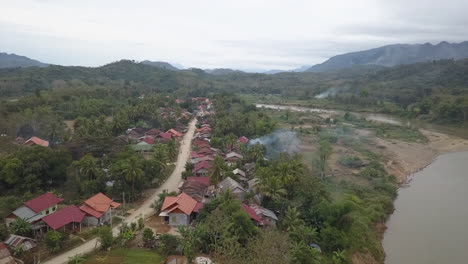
45;230;65;253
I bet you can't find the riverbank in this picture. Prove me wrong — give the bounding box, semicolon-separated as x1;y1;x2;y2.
373;129;468;184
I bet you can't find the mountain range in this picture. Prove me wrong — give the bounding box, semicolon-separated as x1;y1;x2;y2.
0;52;48;68
2;41;468;73
307;41;468;72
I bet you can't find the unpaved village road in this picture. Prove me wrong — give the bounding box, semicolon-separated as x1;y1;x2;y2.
43;119;197;264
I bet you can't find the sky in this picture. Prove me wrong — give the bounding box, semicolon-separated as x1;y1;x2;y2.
1;0;467;71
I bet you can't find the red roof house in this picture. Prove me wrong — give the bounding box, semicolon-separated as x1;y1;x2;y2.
0;242;16;264
42;205;85;230
186;176;210;186
167;129;183;138
192;161;212;176
159;193;199;226
24;136;49;147
79;193;120;226
157;132;173;141
140;136;155;145
24;193;63;213
242;204;262;225
238;136;249;144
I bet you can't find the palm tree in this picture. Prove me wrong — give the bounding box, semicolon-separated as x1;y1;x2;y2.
282;207;304;232
259;176;287;201
166;139;178;161
9;218;32;237
121;156;144;200
153;144;169;174
209;155;226;185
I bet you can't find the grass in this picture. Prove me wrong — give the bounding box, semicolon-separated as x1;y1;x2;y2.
85;248;164;264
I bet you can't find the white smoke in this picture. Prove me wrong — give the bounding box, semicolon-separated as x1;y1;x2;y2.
250;130;300;158
314;86;349;99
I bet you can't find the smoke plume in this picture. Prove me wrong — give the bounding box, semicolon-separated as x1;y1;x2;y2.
250;130;300;158
314;86;349;99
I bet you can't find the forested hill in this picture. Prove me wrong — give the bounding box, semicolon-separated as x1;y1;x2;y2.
140;60;179;70
307;41;468;72
0;52;48;68
1;58;468;122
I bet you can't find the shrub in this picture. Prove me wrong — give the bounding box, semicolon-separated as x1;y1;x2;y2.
45;230;64;253
142;228;155;248
97;226;113;249
159;234;180;256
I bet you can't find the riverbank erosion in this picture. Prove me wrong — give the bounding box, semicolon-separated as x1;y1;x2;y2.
373;129;468;184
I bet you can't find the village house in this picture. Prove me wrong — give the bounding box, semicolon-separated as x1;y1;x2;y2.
218;177;246;200
156;132;173;142
138;136;155;145
0;242;16;264
250;204;278;227
5;193;63;230
241;204;263;226
79;193;120;226
167;129;183;138
41;205;85;232
232;168;247;181
145;128;161;137
192;161;212;177
24;136;49;147
179;178;210;202
3;235;36;252
191;156;214;165
225;152;243;165
131;143;153;153
238;136;249;144
159;193;203;226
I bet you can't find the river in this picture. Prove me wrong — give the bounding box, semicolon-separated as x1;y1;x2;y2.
383;151;468;264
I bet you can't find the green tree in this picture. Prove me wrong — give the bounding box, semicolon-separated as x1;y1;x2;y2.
209;155;226;185
97;226;114;250
179;226;200;263
142;228;155;248
45;230;64;253
9;218;32;237
315;140;332;179
120;156;144;199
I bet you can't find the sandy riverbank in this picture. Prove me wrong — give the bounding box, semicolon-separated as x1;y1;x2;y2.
371;129;468;184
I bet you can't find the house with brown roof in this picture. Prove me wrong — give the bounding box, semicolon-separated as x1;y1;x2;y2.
79;193;120;226
24;136;49;147
193;161;212;177
5;193;63;229
238;136;249;144
159;193;203;226
225;152;243;165
3;235;36;252
167;129;183;138
250;204;278;227
157;132;173;142
218;177;246;200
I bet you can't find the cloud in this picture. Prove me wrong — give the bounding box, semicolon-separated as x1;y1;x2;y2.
0;0;466;70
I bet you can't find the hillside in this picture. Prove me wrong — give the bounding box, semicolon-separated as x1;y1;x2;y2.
0;52;48;68
307;41;468;72
140;60;179;70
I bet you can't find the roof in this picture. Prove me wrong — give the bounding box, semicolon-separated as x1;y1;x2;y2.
225;152;243;160
233;168;246;178
4;235;36;251
186;176;210;186
241;204;262;224
79;204;103;218
161;193;198;215
197;147;213;155
131;144;153;151
250;204;278;221
24;193;63;213
193;161;212;173
193;202;204;213
167;129;183;137
82;193;120;213
12;206;43;223
42;205;85;230
158;132;172;140
24;136;49;147
140;136;155;145
238;136;249;144
145;129;161;136
180;181;209;202
218;177;245;193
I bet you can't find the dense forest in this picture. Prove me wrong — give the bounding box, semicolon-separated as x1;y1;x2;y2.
1;58;468;124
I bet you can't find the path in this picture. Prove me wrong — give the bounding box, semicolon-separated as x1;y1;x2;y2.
43;119;197;264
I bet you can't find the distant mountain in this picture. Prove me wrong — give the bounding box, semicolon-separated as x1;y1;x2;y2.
307;41;468;72
263;69;284;74
0;52;48;68
204;68;245;75
140;60;179;70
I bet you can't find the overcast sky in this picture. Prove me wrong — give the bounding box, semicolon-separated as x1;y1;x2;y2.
1;0;467;71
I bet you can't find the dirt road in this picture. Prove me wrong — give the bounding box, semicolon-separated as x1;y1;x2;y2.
43;119;197;264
